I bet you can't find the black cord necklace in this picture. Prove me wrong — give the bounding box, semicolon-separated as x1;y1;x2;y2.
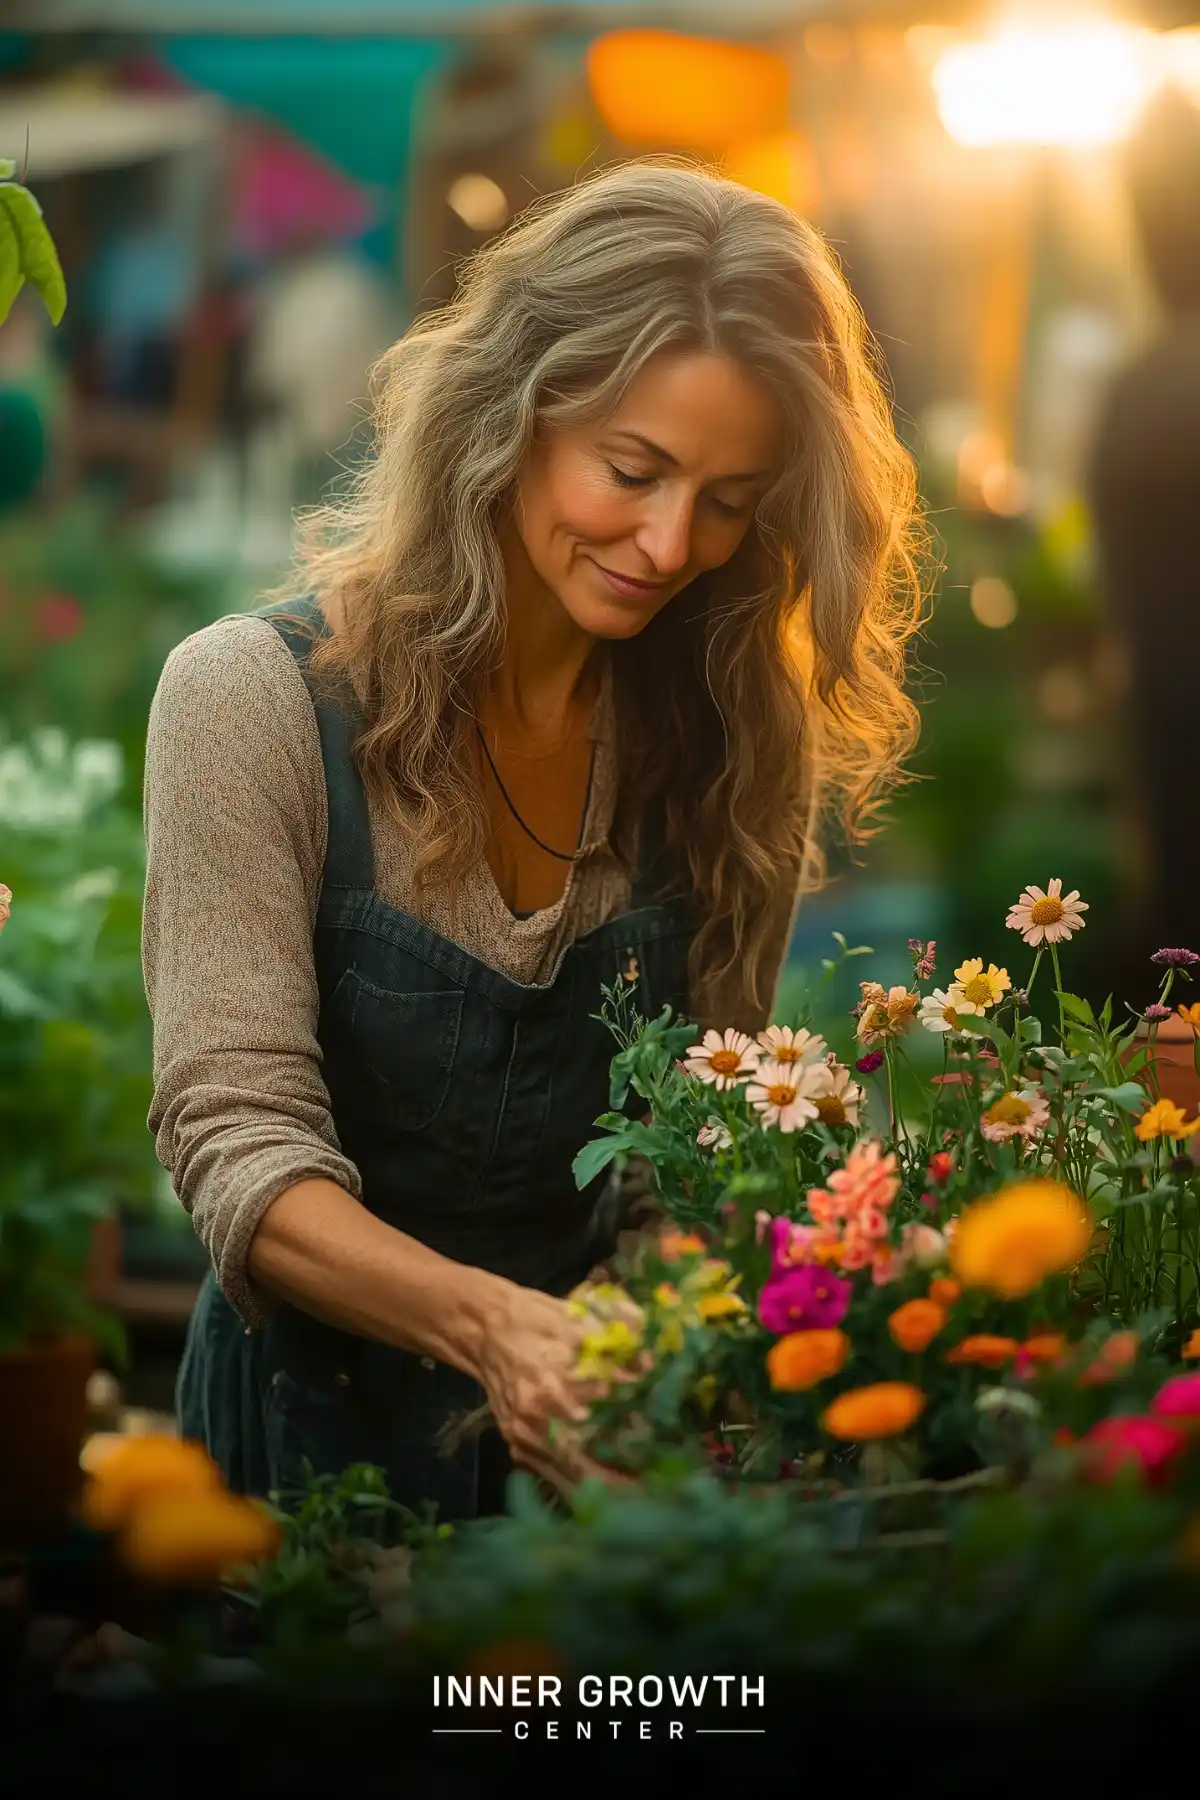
475;723;593;864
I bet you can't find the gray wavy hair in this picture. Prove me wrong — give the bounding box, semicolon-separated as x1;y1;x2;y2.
272;157;928;1011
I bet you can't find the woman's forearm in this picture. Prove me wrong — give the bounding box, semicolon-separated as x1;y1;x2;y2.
246;1177;507;1381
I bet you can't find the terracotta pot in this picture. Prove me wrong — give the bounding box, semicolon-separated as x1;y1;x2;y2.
0;1334;95;1551
1136;1017;1200;1122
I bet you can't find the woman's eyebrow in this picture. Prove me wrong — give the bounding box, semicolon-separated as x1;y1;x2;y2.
607;429;771;483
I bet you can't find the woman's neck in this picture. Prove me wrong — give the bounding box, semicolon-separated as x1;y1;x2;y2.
481;523;599;749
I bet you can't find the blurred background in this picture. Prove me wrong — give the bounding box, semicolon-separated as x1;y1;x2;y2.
2;0;1198;1407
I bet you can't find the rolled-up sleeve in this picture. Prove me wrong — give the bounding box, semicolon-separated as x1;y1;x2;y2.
141;615;363;1329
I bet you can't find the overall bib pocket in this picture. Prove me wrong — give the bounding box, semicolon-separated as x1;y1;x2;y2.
329;967;464;1132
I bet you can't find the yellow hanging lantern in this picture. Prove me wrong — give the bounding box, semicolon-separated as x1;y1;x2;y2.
586;30;790;154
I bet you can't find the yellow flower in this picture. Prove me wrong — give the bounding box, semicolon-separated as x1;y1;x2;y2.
1179;1004;1200;1032
1183;1328;1200;1361
575;1319;643;1380
1134;1098;1200;1143
120;1490;282;1586
697;1291;747;1322
653;1282;680;1307
80;1435;223;1533
952;960;1011;1010
693;1375;719;1411
949;1179;1092;1300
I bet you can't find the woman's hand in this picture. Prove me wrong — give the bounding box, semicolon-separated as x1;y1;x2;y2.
474;1280;628;1496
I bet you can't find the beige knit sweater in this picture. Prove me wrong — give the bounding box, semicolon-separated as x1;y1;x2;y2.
141;612;798;1329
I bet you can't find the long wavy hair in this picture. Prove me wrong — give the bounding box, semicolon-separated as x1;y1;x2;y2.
270;159;928;1011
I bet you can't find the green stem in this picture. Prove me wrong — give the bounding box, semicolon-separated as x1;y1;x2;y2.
1049;943;1066;1046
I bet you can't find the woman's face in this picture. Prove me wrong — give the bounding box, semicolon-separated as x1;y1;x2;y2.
509;350;784;641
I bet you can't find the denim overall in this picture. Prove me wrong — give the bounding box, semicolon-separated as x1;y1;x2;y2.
176;596;692;1521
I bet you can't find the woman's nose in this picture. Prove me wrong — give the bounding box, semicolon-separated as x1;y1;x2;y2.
634;493;694;576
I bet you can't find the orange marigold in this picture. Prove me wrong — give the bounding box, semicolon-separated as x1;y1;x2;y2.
1184;1329;1200;1362
821;1382;926;1441
80;1434;223;1533
950;1180;1091;1300
119;1490;282;1585
1020;1332;1067;1365
888;1298;948;1354
1080;1330;1140;1385
928;1277;962;1307
946;1335;1019;1369
766;1328;850;1392
659;1231;707;1260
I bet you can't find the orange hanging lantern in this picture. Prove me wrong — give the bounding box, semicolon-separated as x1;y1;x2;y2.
723;131;820;214
586;30;790;154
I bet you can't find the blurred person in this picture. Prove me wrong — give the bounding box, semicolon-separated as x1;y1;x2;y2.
240;224;394;511
141;161;925;1517
1088;86;1200;976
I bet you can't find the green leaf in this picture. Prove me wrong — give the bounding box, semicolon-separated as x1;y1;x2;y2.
0;967;52;1019
1058;991;1095;1025
0;181;67;325
1091;1083;1148;1116
572;1133;629;1190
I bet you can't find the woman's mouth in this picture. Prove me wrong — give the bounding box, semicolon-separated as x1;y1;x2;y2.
590;561;672;599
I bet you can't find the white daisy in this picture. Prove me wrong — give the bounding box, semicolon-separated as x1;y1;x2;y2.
755;1024;827;1067
918;987;983;1035
746;1059;825;1133
683;1028;759;1091
1005;878;1089;948
806;1060;863;1128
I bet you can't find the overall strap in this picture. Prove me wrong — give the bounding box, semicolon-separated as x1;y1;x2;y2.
255;597;376;893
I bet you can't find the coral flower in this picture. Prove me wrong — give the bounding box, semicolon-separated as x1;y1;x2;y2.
1080;1415;1186;1489
946;1335;1020;1369
1183;1329;1200;1360
888;1298;948;1353
928;1276;962;1307
1006;878;1089;948
919;987;982;1035
1080;1330;1140;1385
952;960;1012;1010
756;1024;826;1066
1151;1373;1200;1422
980;1087;1051;1145
808;1061;863;1129
927;1151;955;1186
1020;1332;1067;1365
758;1264;852;1334
821;1382;926;1441
80;1435;223;1533
807;1140;901;1232
684;1028;759;1090
658;1232;707;1260
747;1058;826;1132
1134;1098;1200;1143
950;1180;1091;1300
766;1328;849;1392
120;1490;282;1585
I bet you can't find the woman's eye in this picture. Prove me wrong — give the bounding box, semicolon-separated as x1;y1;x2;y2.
607;463;652;490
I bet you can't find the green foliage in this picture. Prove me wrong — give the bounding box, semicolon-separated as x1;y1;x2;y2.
0;160;66;327
0;727;159;1352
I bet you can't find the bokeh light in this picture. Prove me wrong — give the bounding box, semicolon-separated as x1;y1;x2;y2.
970;577;1019;629
932;23;1162;148
587;30;789;154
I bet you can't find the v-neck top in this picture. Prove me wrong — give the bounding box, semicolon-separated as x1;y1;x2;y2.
141;610;800;1327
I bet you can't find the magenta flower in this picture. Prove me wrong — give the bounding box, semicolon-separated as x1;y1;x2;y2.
757;1264;852;1335
1080;1415;1186;1488
1151;1373;1200;1420
855;1051;885;1075
1144;1004;1173;1022
1151;948;1200;968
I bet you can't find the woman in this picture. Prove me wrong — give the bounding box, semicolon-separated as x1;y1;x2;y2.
142;161;923;1517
